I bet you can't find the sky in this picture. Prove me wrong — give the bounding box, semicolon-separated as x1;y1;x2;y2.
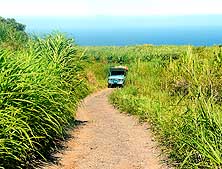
1;0;222;17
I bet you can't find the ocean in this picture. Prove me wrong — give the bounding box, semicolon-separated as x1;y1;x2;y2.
17;16;222;46
66;26;222;46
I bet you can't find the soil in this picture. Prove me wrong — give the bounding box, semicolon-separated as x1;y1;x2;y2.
43;89;170;169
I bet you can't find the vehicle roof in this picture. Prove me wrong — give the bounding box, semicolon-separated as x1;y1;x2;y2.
110;66;128;71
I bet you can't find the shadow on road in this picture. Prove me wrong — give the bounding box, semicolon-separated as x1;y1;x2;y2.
38;119;88;168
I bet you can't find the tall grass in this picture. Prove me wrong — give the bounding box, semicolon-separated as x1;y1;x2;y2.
85;45;187;64
2;35;220;168
87;45;222;168
0;34;89;168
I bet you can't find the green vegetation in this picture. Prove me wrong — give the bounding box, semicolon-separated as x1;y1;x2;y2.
0;17;28;49
86;45;222;168
0;32;91;168
51;44;222;168
1;16;222;168
0;16;109;168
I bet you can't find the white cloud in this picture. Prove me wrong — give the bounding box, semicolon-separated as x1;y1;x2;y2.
1;0;222;17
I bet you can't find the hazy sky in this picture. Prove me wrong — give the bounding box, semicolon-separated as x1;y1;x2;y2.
1;0;222;17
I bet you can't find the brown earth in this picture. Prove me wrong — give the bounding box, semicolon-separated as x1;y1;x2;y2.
43;89;170;169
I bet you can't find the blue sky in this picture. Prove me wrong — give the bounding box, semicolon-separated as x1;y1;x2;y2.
1;0;222;17
16;15;222;32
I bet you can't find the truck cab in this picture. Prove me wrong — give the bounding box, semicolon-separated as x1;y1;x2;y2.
108;66;128;88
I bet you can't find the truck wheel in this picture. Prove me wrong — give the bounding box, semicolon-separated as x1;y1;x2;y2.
108;84;112;88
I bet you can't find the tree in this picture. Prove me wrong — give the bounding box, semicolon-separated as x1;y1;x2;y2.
0;16;28;49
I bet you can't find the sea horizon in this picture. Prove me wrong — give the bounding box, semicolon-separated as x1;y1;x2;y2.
15;15;222;46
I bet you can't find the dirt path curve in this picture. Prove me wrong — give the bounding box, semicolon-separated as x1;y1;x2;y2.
45;89;169;169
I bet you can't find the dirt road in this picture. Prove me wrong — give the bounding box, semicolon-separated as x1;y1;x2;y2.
45;89;169;169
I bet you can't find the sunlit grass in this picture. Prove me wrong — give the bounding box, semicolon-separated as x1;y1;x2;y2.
90;45;222;168
0;34;89;168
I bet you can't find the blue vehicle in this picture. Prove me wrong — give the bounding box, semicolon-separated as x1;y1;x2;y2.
108;66;128;88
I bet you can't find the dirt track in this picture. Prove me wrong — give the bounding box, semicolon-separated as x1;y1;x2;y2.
44;89;169;169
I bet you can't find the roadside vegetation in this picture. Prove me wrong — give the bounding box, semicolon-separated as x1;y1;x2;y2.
0;17;94;168
86;45;222;168
1;16;222;168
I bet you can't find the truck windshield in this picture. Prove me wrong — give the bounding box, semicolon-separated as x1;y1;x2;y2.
111;71;125;76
